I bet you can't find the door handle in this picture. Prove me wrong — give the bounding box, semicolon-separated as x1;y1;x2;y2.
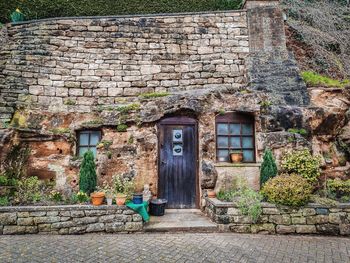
161;161;167;165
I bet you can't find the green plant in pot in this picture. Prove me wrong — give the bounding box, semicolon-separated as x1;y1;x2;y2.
230;150;243;163
97;181;114;205
112;174;135;206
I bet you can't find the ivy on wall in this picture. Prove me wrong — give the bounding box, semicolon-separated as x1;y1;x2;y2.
0;0;243;23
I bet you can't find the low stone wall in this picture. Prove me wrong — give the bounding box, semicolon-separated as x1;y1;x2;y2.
0;205;143;235
205;198;350;236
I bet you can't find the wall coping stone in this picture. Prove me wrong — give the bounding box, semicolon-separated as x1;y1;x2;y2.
214;163;261;168
206;197;350;209
0;205;129;213
9;9;247;26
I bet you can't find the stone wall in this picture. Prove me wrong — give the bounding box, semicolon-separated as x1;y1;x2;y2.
0;205;143;235
0;11;248;114
205;198;350;236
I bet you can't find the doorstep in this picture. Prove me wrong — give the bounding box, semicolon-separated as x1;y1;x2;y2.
144;209;217;232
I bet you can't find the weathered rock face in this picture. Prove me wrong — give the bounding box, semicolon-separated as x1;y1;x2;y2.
0;1;349;207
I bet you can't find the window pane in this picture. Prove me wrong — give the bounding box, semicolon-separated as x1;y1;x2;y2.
229;124;240;135
217;136;229;148
90;132;100;145
230;137;241;149
218;150;229;157
79;147;89;157
243;150;254;162
79;133;89;145
242;124;253;135
90;147;97;158
217;124;229;135
242;137;253;148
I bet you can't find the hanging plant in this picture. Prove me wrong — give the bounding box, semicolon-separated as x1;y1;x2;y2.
10;9;25;23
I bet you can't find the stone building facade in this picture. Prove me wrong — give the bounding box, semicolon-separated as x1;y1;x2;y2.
0;0;349;209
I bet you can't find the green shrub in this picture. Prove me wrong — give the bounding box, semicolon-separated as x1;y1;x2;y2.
233;188;263;223
112;174;135;198
72;191;89;203
281;149;321;183
301;71;350;88
0;196;9;206
0;0;243;23
79;150;97;195
49;190;63;202
116;124;128;132
3;144;30;180
0;175;8;186
14;176;42;204
260;149;278;186
217;189;234;202
261;174;313;206
327;178;350;198
287;128;308;136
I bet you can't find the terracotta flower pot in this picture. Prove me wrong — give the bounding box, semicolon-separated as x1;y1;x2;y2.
230;152;243;163
207;190;216;198
90;192;105;206
116;194;127;206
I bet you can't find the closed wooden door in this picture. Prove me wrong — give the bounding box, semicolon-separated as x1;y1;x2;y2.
158;117;198;209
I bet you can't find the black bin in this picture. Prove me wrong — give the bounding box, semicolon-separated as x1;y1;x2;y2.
149;199;167;216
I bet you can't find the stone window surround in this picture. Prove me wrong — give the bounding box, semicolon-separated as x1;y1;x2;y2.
76;130;102;157
215;112;256;163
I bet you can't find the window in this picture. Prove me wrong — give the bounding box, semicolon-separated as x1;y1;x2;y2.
77;130;101;158
216;112;255;162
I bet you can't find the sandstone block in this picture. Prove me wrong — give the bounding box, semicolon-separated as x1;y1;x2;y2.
25;226;38;234
38;224;51;232
17;212;30;218
17;217;34;226
227;208;241;215
296;225;316;234
251;223;275;234
302;208;316;216
0;213;17;225
29;86;44;95
229;224;251;233
269;215;291;225
340;224;350;235
51;221;76;229
262;208;280;215
38;79;52;86
291;217;306;224
3;226;26;235
99;215;115;223
34;216;60;224
73;217;98;225
86;223;105;232
276;225;296;234
105;222;124;233
69;226;86;234
132;214;142;222
306;215;329;225
316;224;339;235
85;210;107;217
108;88;123;96
140;65;161;75
125;222;142;232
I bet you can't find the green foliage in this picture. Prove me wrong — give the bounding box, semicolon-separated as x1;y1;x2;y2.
10;9;25;22
112;174;135;198
14;176;42;204
139;92;170;99
116;124;128;132
259;100;272;108
72;191;89;203
3;144;31;180
281;149;321;183
0;0;243;23
96;181;114;198
49;190;63;202
0;196;9;206
310;194;338;206
301;71;350;88
327;178;350;198
79;150;97;195
287;128;308;136
217;178;262;222
116;103;140;114
0;175;8;186
50;127;70;135
260;149;278;186
97;140;112;150
261;174;313;206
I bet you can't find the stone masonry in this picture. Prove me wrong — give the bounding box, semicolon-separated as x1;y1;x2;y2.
0;11;248;115
205;197;350;236
0;205;143;235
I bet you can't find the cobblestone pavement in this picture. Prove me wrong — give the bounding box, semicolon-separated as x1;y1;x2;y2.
0;233;349;263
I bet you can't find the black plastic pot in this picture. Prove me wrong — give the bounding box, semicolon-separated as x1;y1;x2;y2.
149;199;167;216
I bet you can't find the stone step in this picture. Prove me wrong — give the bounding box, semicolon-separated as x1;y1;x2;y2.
144;209;218;233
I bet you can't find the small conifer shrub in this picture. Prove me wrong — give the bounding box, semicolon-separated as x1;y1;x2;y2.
79;150;97;195
260;148;278;186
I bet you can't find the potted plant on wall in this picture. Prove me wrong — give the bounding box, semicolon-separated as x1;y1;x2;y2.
112;174;135;206
230;150;243;163
90;191;105;206
98;181;114;205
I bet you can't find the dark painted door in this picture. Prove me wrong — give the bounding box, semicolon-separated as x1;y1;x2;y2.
158;117;197;209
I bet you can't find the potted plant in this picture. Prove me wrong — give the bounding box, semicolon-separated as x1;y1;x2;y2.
207;190;216;198
230;150;243;163
91;191;105;206
97;181;114;205
112;174;135;206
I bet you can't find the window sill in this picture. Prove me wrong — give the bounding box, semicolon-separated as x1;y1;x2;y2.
214;162;261;168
